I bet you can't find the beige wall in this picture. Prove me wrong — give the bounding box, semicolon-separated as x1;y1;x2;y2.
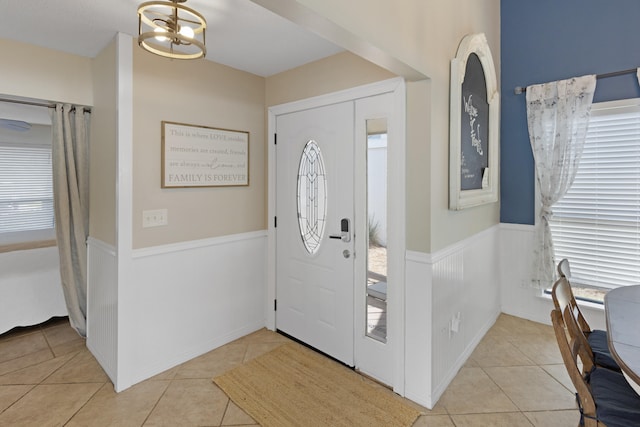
0;39;93;106
266;51;395;107
405;80;431;252
276;0;501;253
89;39;118;245
1;0;501;255
132;43;266;249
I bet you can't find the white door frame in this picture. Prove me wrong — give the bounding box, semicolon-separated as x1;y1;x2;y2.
266;77;406;396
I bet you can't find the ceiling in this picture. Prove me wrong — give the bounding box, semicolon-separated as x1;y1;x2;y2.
0;0;343;77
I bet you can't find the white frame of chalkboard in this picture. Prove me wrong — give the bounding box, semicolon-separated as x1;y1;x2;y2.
449;33;499;210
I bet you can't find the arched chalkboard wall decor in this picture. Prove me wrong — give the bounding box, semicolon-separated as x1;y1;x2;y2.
449;33;499;210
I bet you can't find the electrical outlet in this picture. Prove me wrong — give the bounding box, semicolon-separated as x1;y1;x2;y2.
143;209;168;227
451;312;461;333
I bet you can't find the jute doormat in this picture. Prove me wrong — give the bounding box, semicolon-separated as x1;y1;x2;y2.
213;343;420;427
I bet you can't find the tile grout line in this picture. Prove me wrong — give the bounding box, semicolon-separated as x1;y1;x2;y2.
40;349;84;385
0;329;52;418
40;327;57;360
539;363;576;394
0;383;37;417
0;330;101;423
219;396;232;427
477;339;540;426
215;342;251;426
140;366;180;425
61;382;107;426
10;326;110;426
0;331;51;371
484;326;577;425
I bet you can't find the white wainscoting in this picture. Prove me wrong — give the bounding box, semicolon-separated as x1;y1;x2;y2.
122;231;266;391
499;223;605;330
0;246;67;334
87;237;118;383
84;223;605;398
404;249;433;407
405;225;501;409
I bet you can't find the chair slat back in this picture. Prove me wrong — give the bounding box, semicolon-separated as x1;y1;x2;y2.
552;277;596;369
554;259;592;334
552;276;574;312
551;309;599;426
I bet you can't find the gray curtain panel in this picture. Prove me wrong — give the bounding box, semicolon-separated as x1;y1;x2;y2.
51;104;90;337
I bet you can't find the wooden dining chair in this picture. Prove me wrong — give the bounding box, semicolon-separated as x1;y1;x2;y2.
551;308;640;427
554;260;620;371
557;259;592;332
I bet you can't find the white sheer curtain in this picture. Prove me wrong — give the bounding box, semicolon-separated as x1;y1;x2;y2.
526;75;596;288
51;104;90;337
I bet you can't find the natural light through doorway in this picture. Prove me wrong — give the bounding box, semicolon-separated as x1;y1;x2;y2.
366;119;387;343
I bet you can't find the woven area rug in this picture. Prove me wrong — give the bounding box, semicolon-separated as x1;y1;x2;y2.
213;343;420;427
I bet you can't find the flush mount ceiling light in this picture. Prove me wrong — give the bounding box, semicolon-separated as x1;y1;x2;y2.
138;0;207;60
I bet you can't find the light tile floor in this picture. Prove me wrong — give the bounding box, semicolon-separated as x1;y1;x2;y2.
0;314;579;426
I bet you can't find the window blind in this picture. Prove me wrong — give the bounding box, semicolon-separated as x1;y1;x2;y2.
550;98;640;289
0;143;54;235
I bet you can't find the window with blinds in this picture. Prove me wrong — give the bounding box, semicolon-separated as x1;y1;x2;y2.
0;141;55;244
550;98;640;291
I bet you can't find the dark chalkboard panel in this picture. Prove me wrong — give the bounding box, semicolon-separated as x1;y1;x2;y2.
460;53;489;191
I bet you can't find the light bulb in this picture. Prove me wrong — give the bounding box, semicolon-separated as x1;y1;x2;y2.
179;25;194;39
154;27;169;42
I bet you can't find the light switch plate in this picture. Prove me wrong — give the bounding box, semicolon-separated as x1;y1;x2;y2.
143;209;168;227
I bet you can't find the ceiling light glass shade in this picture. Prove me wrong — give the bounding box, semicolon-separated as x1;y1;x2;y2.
138;0;207;60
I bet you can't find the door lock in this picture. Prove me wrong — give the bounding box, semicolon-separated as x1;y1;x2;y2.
329;218;351;242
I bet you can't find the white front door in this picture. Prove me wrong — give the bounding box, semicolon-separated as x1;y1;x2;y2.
270;79;406;390
275;101;356;365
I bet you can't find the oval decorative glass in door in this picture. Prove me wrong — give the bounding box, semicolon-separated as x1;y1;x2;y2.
297;140;327;254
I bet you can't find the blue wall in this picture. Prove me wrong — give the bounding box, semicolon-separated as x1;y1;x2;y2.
500;0;640;224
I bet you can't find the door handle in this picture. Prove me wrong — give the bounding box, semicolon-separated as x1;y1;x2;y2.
329;218;351;242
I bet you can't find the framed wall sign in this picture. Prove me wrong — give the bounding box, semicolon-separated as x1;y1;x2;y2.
161;121;249;188
449;33;499;210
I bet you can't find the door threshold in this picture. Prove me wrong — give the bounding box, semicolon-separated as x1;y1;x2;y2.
276;329;355;369
355;369;394;391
